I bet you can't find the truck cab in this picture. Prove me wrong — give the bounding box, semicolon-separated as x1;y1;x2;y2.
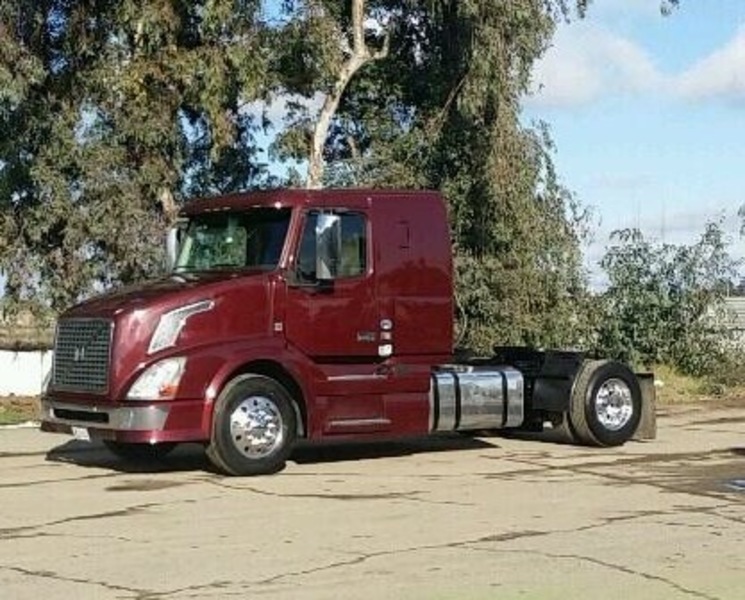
41;189;650;475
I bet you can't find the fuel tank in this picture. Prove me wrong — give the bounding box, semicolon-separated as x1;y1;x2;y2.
429;365;524;432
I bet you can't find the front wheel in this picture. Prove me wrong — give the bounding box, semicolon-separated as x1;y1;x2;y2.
206;375;297;476
568;360;642;447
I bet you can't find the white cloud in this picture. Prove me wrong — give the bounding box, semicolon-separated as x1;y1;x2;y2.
532;19;745;109
530;23;662;108
675;24;745;103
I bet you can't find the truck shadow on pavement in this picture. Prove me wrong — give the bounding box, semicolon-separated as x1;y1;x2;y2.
291;434;496;465
45;440;210;474
45;434;498;475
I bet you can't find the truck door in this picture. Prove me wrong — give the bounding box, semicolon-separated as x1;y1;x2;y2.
284;209;380;361
283;206;432;437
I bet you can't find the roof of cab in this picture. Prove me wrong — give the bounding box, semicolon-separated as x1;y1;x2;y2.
180;188;443;215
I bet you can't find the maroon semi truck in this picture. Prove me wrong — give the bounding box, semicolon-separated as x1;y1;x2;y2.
41;189;651;475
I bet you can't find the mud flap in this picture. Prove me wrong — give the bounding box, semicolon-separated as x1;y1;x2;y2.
633;372;657;440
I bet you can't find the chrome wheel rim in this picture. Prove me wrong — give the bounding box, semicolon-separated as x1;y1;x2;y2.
594;378;634;432
230;396;284;459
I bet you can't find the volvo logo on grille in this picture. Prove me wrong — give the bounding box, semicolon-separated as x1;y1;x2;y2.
73;346;86;362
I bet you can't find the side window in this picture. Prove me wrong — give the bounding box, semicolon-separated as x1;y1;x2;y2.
297;212;367;279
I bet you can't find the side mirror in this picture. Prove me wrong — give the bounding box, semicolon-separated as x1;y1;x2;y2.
166;218;190;271
166;226;180;271
316;213;341;280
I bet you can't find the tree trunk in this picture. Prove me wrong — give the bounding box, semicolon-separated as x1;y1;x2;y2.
305;0;389;189
159;188;177;223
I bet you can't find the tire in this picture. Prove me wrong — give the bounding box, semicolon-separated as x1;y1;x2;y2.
104;440;177;462
547;413;578;444
568;360;642;447
206;375;297;476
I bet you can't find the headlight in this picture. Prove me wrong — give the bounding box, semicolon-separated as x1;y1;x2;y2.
148;300;214;354
127;357;186;401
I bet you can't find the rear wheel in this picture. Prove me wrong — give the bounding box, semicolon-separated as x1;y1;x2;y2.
568;360;642;447
206;375;297;476
103;441;177;462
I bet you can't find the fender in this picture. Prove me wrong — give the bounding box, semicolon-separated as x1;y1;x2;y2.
492;346;585;413
184;338;317;439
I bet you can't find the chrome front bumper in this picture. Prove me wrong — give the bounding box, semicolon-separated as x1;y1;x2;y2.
40;399;170;431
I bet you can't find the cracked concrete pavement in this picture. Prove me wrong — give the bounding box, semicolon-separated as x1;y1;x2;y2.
1;404;743;599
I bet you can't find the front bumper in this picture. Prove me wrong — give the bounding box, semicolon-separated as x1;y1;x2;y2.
40;397;209;443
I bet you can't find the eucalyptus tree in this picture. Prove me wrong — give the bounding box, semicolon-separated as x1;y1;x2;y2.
272;0;593;351
0;0;269;313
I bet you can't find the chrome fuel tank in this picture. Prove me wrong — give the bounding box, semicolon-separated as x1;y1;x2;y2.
429;366;524;432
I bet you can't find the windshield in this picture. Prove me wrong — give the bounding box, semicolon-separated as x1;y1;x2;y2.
174;208;292;273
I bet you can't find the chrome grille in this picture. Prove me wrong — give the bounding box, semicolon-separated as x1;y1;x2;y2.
52;319;112;394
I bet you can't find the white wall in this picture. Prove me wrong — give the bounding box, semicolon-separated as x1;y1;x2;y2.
0;350;53;396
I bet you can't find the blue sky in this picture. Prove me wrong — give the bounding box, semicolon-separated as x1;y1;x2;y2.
525;0;745;285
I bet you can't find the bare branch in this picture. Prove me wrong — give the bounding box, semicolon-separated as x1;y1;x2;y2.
347;132;360;162
427;76;467;136
306;0;391;188
351;0;366;56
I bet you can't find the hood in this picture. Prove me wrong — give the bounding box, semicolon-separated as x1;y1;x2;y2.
64;270;267;319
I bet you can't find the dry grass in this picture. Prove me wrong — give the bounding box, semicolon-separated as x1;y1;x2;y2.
651;364;745;406
651;364;705;405
0;396;40;425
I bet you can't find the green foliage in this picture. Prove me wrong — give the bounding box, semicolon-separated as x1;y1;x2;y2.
597;223;738;376
272;0;593;352
698;351;745;396
0;1;270;312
